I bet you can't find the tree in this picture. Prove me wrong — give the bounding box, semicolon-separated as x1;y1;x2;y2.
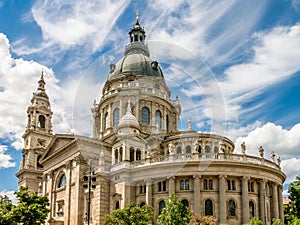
157;193;192;225
289;176;300;216
288;217;300;225
12;186;50;225
188;213;216;225
103;203;154;225
248;217;263;225
0;195;16;225
272;218;283;225
285;176;300;224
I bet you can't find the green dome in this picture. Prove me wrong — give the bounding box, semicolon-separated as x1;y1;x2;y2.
108;52;164;80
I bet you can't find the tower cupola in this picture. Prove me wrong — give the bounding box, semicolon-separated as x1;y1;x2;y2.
124;11;150;57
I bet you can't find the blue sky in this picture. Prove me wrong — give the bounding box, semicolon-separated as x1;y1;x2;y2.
0;0;300;198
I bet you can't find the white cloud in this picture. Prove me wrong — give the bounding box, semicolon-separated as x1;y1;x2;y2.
233;122;300;184
281;158;300;183
218;23;300;121
30;0;129;51
0;145;15;168
235;122;300;158
0;190;17;205
0;33;70;152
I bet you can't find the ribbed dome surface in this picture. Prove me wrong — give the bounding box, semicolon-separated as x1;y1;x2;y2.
108;52;164;81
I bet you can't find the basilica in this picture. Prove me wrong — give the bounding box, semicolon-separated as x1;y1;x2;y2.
17;15;286;225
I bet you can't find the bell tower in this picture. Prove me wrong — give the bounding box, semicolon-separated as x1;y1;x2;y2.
16;70;54;192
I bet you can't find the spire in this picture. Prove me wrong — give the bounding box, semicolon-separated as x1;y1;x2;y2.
136;10;139;25
34;69;48;99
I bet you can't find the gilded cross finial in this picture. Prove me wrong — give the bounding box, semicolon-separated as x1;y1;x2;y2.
136;10;139;24
41;68;44;81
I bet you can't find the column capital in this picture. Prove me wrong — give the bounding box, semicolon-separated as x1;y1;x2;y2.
242;176;250;181
193;174;201;179
259;178;267;184
167;176;175;180
65;160;72;169
271;182;279;187
144;178;153;184
219;174;227;179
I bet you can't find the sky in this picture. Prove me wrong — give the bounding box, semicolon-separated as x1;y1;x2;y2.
0;0;300;200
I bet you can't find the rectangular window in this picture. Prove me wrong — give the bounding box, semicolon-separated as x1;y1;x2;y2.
162;181;166;191
204;179;208;190
209;180;213;190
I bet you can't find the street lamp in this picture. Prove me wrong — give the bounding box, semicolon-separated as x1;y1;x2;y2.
83;164;96;225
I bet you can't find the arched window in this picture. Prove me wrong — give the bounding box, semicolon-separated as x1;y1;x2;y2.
205;145;211;153
180;180;185;190
155;110;162;128
115;201;120;209
104;112;108;129
115;149;118;163
130;147;135;162
136;148;141;161
249;201;255;218
186;145;191;154
166;115;169;132
119;147;123;162
177;146;182;154
158;200;165;215
185;180;189;190
181;199;189;208
205;199;213;216
214;146;219;153
113;108;120;126
228;199;236;216
141;107;150;125
58;174;66;188
38;115;45;128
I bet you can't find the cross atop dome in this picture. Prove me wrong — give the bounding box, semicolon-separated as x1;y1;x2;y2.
136;10;139;25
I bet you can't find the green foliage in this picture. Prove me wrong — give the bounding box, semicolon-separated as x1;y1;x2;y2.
288;217;300;225
272;218;283;225
0;195;16;225
103;203;154;225
285;176;300;224
157;193;192;225
12;186;50;225
248;217;263;225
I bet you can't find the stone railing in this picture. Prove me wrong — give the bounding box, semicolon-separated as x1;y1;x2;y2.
110;153;281;172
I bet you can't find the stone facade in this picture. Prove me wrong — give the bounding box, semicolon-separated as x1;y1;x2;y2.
17;15;286;225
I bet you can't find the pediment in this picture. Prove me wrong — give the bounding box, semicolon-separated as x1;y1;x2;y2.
40;134;76;163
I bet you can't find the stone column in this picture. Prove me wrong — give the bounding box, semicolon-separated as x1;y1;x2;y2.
64;160;72;225
272;183;279;219
146;179;152;205
242;176;249;225
259;179;266;223
193;175;201;215
168;176;175;195
278;185;284;223
219;175;227;225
